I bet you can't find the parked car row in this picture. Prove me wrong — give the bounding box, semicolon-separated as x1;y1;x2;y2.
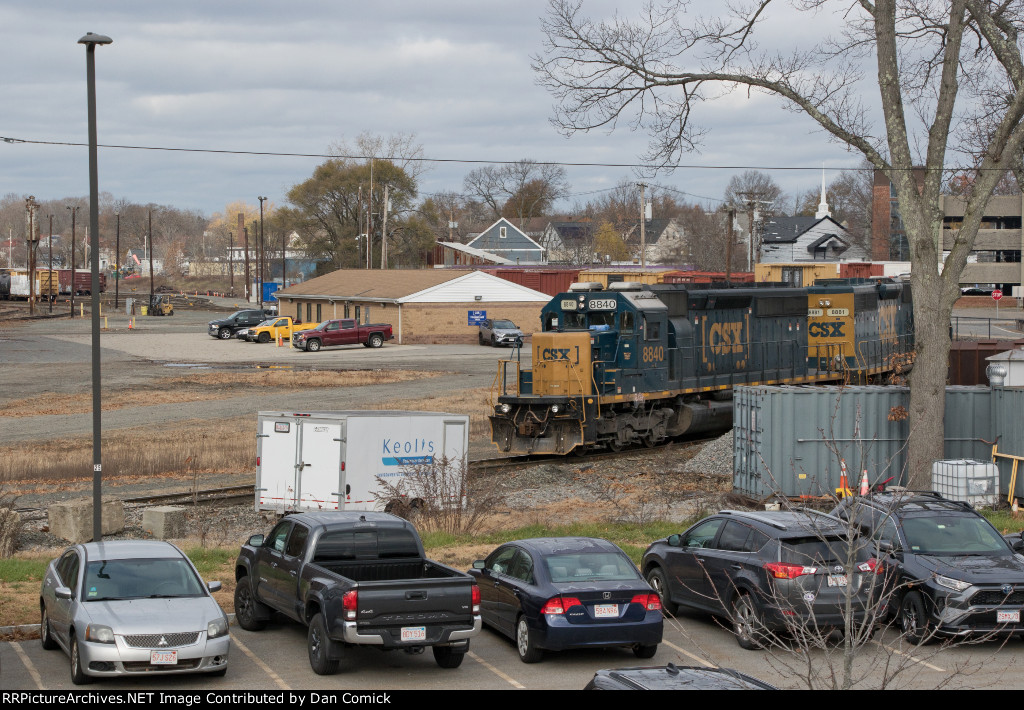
39;492;1024;686
643;492;1024;649
207;311;394;351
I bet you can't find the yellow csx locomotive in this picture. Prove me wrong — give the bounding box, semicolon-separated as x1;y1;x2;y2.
490;279;914;455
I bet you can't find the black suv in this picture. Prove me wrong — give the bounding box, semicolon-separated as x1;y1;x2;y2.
642;510;881;649
831;491;1024;643
208;309;275;340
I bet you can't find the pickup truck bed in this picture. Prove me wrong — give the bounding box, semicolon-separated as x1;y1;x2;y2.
234;511;480;675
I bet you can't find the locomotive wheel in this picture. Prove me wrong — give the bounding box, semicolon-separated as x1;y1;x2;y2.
642;433;658;448
608;439;623;452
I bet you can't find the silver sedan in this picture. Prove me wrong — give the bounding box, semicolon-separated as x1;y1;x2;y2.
39;540;230;684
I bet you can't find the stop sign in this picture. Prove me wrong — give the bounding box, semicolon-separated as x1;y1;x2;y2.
992;289;1003;301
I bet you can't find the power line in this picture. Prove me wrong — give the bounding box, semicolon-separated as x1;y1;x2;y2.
1;134;880;172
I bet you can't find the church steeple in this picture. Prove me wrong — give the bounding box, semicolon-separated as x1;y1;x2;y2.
815;166;831;219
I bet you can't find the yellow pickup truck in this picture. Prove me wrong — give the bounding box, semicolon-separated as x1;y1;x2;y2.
246;316;306;344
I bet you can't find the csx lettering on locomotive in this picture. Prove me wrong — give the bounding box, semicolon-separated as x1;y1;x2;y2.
808;321;846;338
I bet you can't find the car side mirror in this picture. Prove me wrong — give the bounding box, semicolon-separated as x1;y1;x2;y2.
667;534;681;548
56;586;73;600
248;534;265;547
207;581;222;593
472;560;486;569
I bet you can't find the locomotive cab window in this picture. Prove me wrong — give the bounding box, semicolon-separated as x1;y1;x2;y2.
644;317;661;341
543;313;559;331
589;311;614;328
562;312;587;329
620;311;635;333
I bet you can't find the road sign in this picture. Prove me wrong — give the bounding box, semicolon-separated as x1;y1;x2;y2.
992;289;1003;301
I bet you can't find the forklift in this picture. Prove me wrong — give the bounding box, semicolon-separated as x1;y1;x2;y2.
148;294;174;316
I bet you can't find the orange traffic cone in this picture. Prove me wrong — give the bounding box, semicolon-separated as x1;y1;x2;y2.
836;460;851;498
859;470;870;496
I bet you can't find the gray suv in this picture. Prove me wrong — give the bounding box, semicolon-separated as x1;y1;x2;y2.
478;318;524;347
642;510;882;649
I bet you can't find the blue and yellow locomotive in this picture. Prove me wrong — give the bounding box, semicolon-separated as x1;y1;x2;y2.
490;279;914;455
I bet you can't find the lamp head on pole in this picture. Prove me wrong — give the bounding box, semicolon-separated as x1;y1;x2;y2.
78;32;113;47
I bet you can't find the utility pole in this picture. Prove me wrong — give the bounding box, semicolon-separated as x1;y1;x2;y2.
280;231;286;289
725;208;735;282
239;212;249;301
48;215;54;313
252;219;262;308
258;196;267;305
67;205;79;316
380;185;390;269
637;183;647;269
114;211;120;310
148;209;154;307
25;196;39;315
228;231;234;292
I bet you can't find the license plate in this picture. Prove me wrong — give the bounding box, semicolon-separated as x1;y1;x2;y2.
827;575;848;587
997;610;1020;623
150;650;177;665
594;604;619;618
401;626;426;642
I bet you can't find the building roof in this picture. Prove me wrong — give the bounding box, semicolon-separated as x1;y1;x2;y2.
436;242;515;265
762;216;847;243
276;269;475;301
274;268;550;303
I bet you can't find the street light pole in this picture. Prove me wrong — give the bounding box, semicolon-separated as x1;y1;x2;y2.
79;30;112;543
25;196;39;315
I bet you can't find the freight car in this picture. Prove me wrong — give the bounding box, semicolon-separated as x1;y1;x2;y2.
489;279;914;455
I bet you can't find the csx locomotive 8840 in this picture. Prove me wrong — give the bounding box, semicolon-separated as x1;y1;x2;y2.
489;279;914;455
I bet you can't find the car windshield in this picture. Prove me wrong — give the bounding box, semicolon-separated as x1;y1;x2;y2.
901;514;1010;555
228;311;248;319
493;320;518;329
545;552;641;582
257;320;274;327
83;557;206;601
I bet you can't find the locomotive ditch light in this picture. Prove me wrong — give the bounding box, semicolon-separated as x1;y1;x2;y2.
500;403;511;414
550;404;561;414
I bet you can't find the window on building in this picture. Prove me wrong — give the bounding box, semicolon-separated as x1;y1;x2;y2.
316;304;322;321
355;305;361;322
306;303;311;322
499;227;507;239
296;303;301;322
344;303;350;318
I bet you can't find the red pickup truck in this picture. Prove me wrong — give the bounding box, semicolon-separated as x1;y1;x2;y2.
291;319;394;352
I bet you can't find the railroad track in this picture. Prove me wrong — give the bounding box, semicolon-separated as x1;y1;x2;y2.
14;437;719;519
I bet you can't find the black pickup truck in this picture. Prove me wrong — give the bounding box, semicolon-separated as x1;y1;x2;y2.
233;511;481;674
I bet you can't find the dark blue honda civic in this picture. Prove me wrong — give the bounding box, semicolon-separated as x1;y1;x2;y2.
469;537;663;663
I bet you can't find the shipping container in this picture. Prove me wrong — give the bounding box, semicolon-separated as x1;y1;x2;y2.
255;410;470;514
732;384;1021;500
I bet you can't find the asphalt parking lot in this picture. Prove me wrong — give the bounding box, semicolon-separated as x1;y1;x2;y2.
4;611;1023;691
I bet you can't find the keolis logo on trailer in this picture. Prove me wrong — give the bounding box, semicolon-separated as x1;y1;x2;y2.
381;437;436;466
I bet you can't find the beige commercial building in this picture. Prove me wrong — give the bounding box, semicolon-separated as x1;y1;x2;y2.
274;269;551;344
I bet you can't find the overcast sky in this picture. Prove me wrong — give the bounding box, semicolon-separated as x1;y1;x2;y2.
1;1;867;218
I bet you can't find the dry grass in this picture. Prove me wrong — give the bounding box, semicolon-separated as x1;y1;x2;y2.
0;416;254;484
0;370;439;417
0;386;493;484
372;387;494;439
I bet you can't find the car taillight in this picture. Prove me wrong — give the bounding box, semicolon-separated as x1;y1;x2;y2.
343;589;358;620
858;558;884;574
631;593;662;611
764;562;817;579
541;595;582;615
471;584;481;614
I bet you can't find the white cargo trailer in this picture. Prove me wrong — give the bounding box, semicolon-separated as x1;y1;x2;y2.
255;410;470;513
